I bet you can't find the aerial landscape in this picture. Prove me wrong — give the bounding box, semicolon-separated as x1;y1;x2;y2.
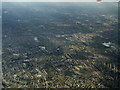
2;2;120;88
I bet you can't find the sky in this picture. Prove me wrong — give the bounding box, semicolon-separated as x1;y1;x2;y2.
2;0;119;2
